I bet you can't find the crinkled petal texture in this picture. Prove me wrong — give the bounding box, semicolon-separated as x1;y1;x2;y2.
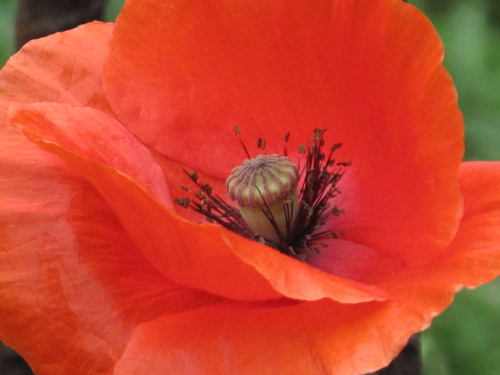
0;23;130;375
104;0;464;268
0;23;221;375
114;300;427;375
1;2;500;375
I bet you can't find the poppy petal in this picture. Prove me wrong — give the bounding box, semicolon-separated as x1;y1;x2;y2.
378;162;500;317
2;111;220;375
434;162;500;287
0;22;121;374
10;102;172;207
8;102;280;301
114;299;427;375
104;0;463;268
309;239;406;285
0;173;220;374
0;22;113;123
0;24;222;372
0;186;133;374
10;102;386;303
221;232;389;302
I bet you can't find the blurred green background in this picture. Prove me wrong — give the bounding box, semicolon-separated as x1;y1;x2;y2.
1;0;499;374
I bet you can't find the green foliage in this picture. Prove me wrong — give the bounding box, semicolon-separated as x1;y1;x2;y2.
105;0;126;21
0;0;499;374
423;279;500;375
0;0;16;67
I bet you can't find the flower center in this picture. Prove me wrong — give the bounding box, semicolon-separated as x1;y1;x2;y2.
226;154;299;247
174;129;349;262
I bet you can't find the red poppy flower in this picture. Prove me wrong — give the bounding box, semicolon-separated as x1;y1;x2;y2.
1;0;499;374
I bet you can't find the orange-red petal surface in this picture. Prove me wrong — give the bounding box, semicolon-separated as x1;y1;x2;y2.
10;101;387;303
1;1;500;375
0;173;220;375
10;102;172;206
0;22;223;375
309;239;406;285
379;162;500;316
114;299;427;375
422;162;500;289
0;22;123;374
444;162;500;286
0;22;113;123
104;0;464;268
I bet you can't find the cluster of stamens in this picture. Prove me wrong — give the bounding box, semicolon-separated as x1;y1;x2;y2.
174;128;349;262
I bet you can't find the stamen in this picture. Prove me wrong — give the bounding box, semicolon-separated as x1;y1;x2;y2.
234;126;251;158
174;129;349;263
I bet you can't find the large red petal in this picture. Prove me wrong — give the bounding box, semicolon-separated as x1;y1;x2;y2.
0;22;113;123
222;232;388;302
1;104;220;374
0;172;220;375
0;185;133;375
10;102;386;303
309;239;405;285
104;0;463;266
10;102;172;207
378;162;500;316
0;23;220;374
0;22;118;374
431;162;500;287
114;299;427;375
